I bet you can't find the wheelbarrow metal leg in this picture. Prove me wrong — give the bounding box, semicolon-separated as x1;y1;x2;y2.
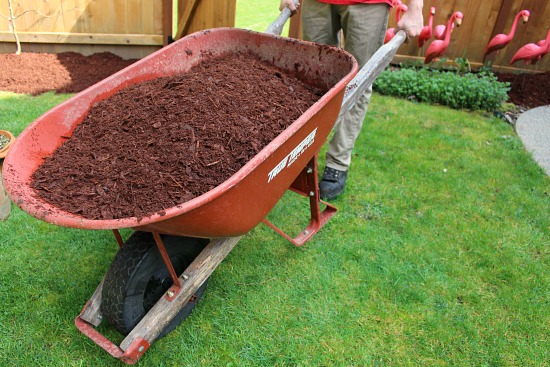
112;229;124;248
75;316;125;359
262;155;337;246
76;278;151;364
79;230;183;325
75;316;150;364
152;231;182;300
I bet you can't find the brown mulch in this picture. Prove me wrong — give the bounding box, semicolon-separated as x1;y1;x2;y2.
0;52;136;95
496;71;550;110
30;52;325;220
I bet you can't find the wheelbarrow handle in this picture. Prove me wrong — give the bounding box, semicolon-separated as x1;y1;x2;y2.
338;30;407;119
266;0;299;36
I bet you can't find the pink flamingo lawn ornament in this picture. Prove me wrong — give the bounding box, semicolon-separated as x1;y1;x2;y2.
385;1;408;44
510;28;550;65
418;7;436;47
424;11;464;64
434;22;454;40
484;10;530;57
433;9;456;41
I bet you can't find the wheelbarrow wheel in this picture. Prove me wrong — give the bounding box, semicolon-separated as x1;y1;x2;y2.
101;231;209;338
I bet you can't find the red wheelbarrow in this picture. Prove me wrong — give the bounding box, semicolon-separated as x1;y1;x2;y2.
2;9;406;362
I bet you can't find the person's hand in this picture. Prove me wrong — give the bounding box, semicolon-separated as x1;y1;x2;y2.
395;0;424;38
279;0;300;15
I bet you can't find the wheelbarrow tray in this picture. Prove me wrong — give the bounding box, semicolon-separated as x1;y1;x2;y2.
3;28;357;238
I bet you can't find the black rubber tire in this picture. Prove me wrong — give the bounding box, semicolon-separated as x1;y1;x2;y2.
101;231;209;338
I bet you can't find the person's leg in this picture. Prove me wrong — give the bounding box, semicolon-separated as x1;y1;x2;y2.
321;3;389;200
301;0;340;46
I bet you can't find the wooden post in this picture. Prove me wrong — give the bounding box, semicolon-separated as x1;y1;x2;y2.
162;0;173;45
175;0;201;40
288;7;302;39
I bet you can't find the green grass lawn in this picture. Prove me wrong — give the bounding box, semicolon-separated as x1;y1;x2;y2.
1;1;549;366
1;90;548;366
236;0;289;33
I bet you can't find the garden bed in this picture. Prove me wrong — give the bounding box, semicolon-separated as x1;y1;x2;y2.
1;52;549;109
0;52;136;95
495;71;550;109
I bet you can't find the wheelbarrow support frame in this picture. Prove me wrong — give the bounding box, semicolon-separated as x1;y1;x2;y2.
262;155;337;246
75;235;242;364
73;153;334;363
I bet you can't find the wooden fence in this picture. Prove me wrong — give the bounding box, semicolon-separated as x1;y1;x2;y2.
288;0;550;72
1;0;548;71
0;0;236;59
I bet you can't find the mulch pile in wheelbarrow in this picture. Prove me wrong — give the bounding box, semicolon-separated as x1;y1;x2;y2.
31;52;326;220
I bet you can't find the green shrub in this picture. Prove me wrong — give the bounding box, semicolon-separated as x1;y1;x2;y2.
373;67;510;111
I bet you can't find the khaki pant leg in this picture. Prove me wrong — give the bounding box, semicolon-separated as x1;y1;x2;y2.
325;3;390;171
301;0;340;46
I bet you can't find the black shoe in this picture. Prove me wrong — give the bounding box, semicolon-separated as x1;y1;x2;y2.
319;167;347;200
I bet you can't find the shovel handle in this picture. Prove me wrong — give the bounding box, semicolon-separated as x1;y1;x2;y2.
266;0;299;36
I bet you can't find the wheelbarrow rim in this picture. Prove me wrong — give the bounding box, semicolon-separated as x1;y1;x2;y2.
4;90;338;230
2;28;358;231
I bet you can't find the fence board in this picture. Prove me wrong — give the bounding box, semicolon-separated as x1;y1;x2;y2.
0;0;166;58
141;1;154;35
0;0;547;70
339;0;550;71
175;0;200;39
387;0;549;71
125;1;138;34
176;0;236;37
0;31;163;45
0;1;164;36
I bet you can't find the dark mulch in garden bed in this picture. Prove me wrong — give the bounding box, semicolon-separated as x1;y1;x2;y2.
496;71;550;110
2;51;548;108
30;52;325;220
0;52;136;95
